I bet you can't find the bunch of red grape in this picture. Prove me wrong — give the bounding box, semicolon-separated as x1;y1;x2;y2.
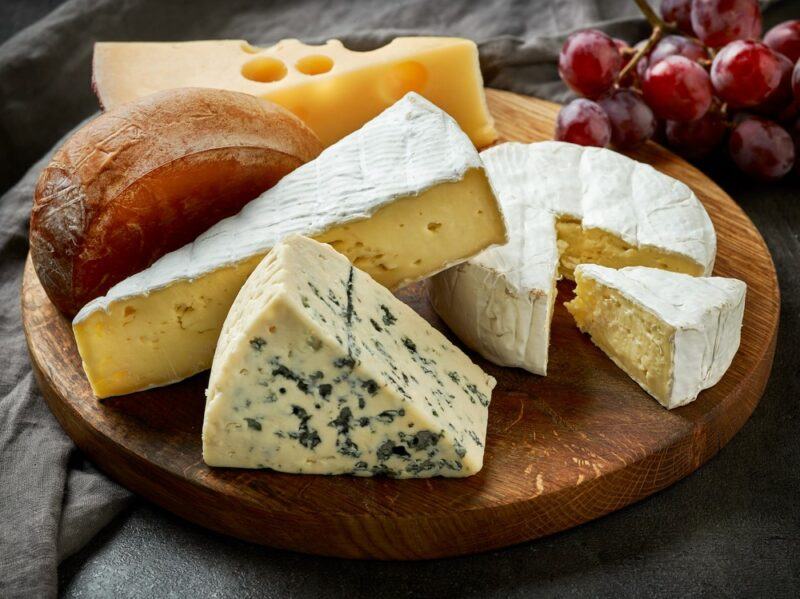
555;0;800;181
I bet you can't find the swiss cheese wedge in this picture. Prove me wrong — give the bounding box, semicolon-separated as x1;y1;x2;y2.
92;37;498;147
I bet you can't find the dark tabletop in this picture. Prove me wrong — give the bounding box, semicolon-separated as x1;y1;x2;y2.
2;1;798;598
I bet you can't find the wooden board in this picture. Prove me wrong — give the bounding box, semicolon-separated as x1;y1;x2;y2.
21;89;780;560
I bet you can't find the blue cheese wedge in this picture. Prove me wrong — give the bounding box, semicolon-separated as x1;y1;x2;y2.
203;235;496;477
566;264;746;409
73;92;506;398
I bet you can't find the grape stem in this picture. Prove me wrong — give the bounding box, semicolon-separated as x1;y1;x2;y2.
631;0;674;31
617;25;663;85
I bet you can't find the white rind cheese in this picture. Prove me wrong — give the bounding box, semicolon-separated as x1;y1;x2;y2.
430;208;558;374
203;236;495;477
72;92;507;398
430;141;717;375
566;264;746;409
75;92;484;317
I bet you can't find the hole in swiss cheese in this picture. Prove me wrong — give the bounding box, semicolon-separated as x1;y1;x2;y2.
241;57;287;82
296;55;334;75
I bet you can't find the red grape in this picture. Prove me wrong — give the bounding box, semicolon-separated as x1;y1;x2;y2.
660;0;694;35
636;35;710;89
711;41;783;108
729;117;795;180
558;29;623;99
764;20;800;63
642;56;713;121
555;99;612;147
599;89;656;149
649;35;709;67
691;0;761;48
665;111;727;158
754;53;795;117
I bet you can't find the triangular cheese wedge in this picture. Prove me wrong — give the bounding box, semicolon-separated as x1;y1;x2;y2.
93;38;498;147
203;235;495;477
566;264;745;409
430;141;717;375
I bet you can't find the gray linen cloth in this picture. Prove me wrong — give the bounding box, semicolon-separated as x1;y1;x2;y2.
0;0;782;596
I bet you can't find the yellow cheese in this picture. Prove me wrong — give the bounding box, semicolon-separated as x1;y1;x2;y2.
74;170;505;398
75;257;262;397
556;219;708;280
566;269;674;401
92;37;498;147
314;171;500;285
566;264;746;409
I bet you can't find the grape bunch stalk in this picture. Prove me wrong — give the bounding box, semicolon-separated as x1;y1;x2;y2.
555;0;800;181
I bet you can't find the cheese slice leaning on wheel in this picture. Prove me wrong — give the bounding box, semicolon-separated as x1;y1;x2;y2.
203;235;495;477
92;37;498;148
566;265;746;409
72;93;507;398
430;141;717;375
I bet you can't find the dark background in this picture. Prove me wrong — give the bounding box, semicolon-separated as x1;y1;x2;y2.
0;0;62;41
1;1;798;597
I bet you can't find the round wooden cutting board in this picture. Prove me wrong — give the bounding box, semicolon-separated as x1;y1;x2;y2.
22;89;780;560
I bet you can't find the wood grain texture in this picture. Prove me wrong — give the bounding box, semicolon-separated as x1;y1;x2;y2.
21;89;779;560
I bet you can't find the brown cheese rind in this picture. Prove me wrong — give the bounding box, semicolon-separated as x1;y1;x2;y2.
30;87;322;316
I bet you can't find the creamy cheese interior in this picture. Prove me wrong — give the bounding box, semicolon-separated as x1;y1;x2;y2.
316;169;505;288
74;168;504;398
566;271;675;402
556;219;706;280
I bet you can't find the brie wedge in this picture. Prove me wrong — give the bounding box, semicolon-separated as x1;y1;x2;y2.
430;141;717;375
73;93;506;398
203;236;495;476
566;264;746;409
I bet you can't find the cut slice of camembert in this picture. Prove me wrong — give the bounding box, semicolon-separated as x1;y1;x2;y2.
203;235;495;477
93;37;498;147
566;265;745;409
73;93;507;398
430;141;717;375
